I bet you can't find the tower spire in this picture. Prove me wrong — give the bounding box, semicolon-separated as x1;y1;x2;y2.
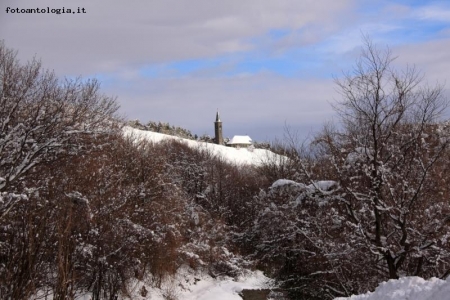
216;109;221;122
214;109;223;145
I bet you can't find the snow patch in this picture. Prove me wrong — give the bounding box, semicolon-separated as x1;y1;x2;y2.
271;179;337;192
335;276;450;300
271;179;306;189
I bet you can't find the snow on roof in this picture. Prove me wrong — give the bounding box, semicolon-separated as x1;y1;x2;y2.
228;135;252;145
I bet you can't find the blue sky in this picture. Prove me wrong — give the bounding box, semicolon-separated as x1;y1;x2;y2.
131;1;450;80
1;0;450;141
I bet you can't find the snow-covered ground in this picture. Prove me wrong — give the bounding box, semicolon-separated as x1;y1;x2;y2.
335;276;450;300
31;269;272;300
123;126;285;166
124;268;273;300
127;272;450;300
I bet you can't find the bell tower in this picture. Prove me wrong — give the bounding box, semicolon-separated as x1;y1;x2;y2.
214;110;223;145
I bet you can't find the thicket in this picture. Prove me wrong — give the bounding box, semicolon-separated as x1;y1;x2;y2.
245;38;450;299
0;41;269;299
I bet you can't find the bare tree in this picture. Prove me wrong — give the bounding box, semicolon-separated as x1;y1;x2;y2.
0;41;120;218
250;38;450;298
314;37;450;282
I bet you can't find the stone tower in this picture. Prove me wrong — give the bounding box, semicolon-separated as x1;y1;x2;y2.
214;110;223;145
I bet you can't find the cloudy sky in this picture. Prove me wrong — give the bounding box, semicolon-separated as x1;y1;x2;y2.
2;0;450;141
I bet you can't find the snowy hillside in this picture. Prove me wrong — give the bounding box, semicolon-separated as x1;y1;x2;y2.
123;126;285;166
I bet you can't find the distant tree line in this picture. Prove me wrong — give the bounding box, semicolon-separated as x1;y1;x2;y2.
127;120;273;150
128;120;196;140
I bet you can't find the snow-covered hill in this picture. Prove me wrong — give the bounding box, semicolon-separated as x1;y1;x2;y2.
123;126;285;166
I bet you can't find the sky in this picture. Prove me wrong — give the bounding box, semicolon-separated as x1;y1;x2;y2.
1;0;450;142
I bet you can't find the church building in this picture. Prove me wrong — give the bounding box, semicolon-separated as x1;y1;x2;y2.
214;111;252;148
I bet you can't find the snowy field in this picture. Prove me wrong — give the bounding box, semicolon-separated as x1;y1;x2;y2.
123;126;285;166
335;276;450;300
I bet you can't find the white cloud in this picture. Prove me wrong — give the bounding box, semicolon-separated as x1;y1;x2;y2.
394;39;450;84
1;0;354;76
415;5;450;22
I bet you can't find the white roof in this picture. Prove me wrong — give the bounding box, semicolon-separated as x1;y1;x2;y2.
228;135;252;145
